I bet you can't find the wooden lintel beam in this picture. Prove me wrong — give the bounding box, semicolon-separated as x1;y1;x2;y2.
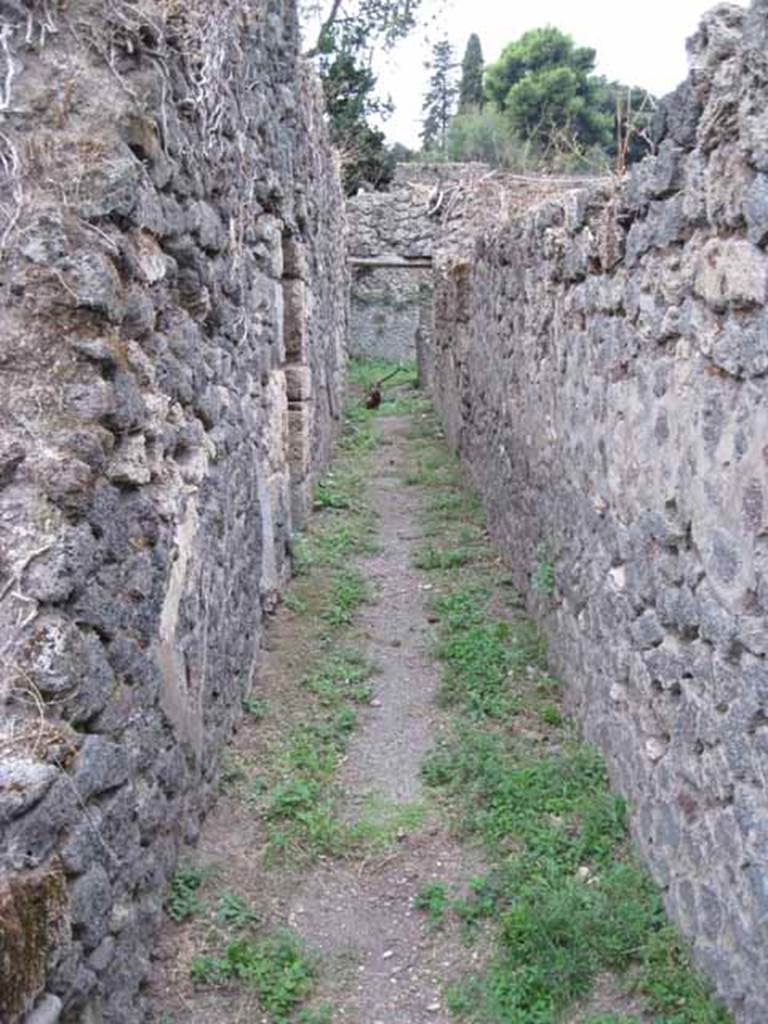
348;257;433;269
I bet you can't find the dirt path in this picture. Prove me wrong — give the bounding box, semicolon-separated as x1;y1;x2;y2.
150;413;485;1024
150;396;728;1024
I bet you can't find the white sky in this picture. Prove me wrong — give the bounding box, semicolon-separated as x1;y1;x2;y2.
369;0;748;147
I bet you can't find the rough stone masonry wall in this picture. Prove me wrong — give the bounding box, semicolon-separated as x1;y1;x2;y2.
0;1;346;1021
346;163;566;366
431;4;768;1020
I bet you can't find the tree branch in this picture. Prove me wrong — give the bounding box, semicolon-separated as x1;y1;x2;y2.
304;0;345;59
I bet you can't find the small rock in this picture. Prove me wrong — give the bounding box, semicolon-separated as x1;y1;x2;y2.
24;993;63;1024
646;736;668;763
428;1002;441;1012
107;435;151;486
0;758;60;825
382;949;394;959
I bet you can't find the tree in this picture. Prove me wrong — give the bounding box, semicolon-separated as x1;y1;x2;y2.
447;107;514;165
319;48;396;192
421;37;458;156
458;33;484;112
302;1;423;192
304;0;421;59
447;26;655;173
485;27;609;151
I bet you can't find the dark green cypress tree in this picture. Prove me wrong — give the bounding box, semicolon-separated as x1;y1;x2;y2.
458;33;484;112
420;37;458;155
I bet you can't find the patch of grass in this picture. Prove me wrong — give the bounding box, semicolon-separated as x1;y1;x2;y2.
414;545;474;570
636;927;732;1023
346;796;428;852
302;649;375;707
242;697;269;720
322;567;369;627
167;866;208;923
414;882;449;928
411;403;731;1024
532;541;556;596
347;357;417;393
404;454;462;489
191;930;316;1022
215;891;258;930
429;587;545;720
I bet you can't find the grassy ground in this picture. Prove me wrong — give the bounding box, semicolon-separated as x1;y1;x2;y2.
159;365;392;1023
404;406;731;1024
159;361;732;1024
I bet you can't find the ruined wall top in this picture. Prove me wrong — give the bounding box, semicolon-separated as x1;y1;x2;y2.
347;162;576;260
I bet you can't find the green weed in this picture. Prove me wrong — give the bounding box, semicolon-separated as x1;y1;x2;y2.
215;891;258;929
532;541;556;596
191;930;316;1022
414;545;473;570
323;567;368;627
414;882;449;928
413;401;730;1024
346;797;428;851
167;866;207;923
302;649;374;707
242;697;269;720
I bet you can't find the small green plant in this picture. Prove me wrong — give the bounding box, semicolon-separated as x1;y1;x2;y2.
219;754;247;791
414;882;449;928
167;866;207;922
242;697;269;720
191;930;316;1021
323;567;368;626
540;704;563;727
215;891;258;929
283;591;309;614
346;797;428;852
414;545;473;570
532;541;556;595
452;875;499;934
296;1007;333;1024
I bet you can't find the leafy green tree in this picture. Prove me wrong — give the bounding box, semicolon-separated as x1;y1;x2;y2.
485;27;595;109
304;0;421;59
421;37;458;156
303;1;422;192
458;33;484;112
485;27;611;154
447;107;508;164
319;49;396;192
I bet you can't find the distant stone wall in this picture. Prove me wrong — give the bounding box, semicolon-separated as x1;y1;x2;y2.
349;266;432;365
0;2;346;1021
346;163;564;364
431;4;768;1020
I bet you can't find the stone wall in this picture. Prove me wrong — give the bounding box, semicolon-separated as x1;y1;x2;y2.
346;163;567;364
348;265;432;365
0;1;346;1021
430;4;768;1020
